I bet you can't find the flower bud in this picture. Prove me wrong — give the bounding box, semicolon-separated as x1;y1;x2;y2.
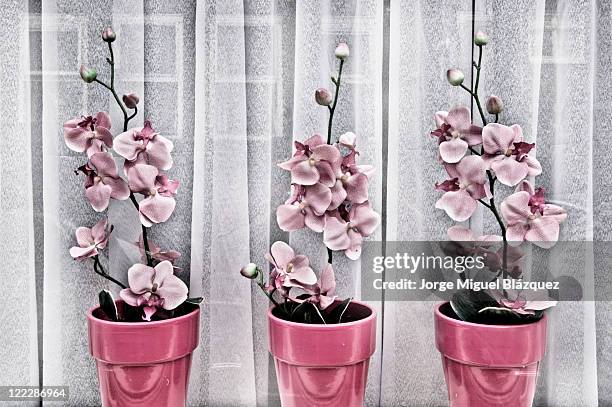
334;42;350;60
446;68;464;86
339;132;356;148
315;88;333;106
485;94;503;114
102;27;116;43
122;93;140;109
474;31;489;46
79;65;97;83
240;263;259;279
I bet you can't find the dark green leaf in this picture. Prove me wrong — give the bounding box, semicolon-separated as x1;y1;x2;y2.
185;297;204;305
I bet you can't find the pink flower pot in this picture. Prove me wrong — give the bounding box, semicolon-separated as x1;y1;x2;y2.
268;300;376;407
434;302;547;407
87;301;200;407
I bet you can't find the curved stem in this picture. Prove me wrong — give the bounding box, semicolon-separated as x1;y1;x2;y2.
93;255;127;289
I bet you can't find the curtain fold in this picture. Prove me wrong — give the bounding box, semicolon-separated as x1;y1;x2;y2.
0;0;608;405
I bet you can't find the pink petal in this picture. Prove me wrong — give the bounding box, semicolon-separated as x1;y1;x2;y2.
312;144;341;165
525;217;560;248
511;124;524;143
86;182;112;212
304;134;324;148
75;226;94;247
447;225;476;241
345;173;369;203
86;139;106;158
515;180;535;195
315;161;336;187
95;111;112;130
292;255;310;270
157;274;188;310
69;245;97;259
543;204;568;223
153;260;174;285
354;164;375;178
346;229;364;260
91;219;108;244
304;208;325;232
524;300;557;311
291;160;319;185
288;266;317;286
276;204;305;232
446;107;471;130
119;288;141;306
500;191;531;224
319;295;336;310
491;157;529;186
278;154;306;171
439;137;468;163
463;127;483;146
329;181;347;210
523;155;542;176
146;135;174;170
482;123;516;154
139;194;176;224
339;132;356;147
305;183;332;215
142;306;157;321
127;263;155;293
434;111;448;127
90;152;118;177
114;130;141;161
128;164;159;193
506;224;528;245
94;126;113;149
64;127;92;152
319;263;336;295
456;155;486;185
435;190;478;222
323;215;351;250
105;176;130;200
270;241;296;269
352;204;380;236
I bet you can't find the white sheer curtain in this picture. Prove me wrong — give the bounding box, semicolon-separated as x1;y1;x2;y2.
1;0;610;405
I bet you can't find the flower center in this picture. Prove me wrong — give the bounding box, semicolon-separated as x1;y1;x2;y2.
151;283;158;292
505;148;513;157
150;188;157;196
286;263;293;273
94;176;102;183
308;158;316;166
340;174;349;183
451;130;461;139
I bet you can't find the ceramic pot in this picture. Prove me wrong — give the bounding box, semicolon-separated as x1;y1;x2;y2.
87;301;200;407
268;300;376;407
434;302;547;407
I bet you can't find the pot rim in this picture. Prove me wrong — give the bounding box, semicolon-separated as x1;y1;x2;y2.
87;299;200;327
435;301;547;329
267;299;376;328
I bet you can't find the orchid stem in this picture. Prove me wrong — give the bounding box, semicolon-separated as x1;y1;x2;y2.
129;193;153;266
324;58;345;266
312;303;327;324
93;255;127;289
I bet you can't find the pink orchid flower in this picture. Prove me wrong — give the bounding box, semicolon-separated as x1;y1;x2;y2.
77;152;130;212
135;234;181;264
293;263;337;310
127;164;179;227
490;289;557;316
447;225;501;243
500;181;567;248
482;123;542;186
69;218;112;260
265;241;318;288
63;112;113;157
330;165;370;210
119;260;188;321
323;202;380;260
114;120;174;172
431;107;482;163
435;155;488;222
276;183;331;232
278;134;341;187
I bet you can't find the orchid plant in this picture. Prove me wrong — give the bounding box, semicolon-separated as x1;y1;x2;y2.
240;43;380;324
67;28;201;322
433;31;566;324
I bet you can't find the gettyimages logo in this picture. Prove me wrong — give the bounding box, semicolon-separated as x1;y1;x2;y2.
361;241;607;302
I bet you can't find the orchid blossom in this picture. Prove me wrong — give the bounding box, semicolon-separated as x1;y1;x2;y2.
63;112;113;157
431;107;482;163
482;123;542;186
500;181;567;248
78;152;130;212
489;289;557;316
323;202;380;260
276;183;331;232
136;234;181;265
114;120;174;172
119;260;188;321
294;263;337;310
127;164;179;227
69;218;113;260
265;241;318;289
435;155;488;222
278;134;342;187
